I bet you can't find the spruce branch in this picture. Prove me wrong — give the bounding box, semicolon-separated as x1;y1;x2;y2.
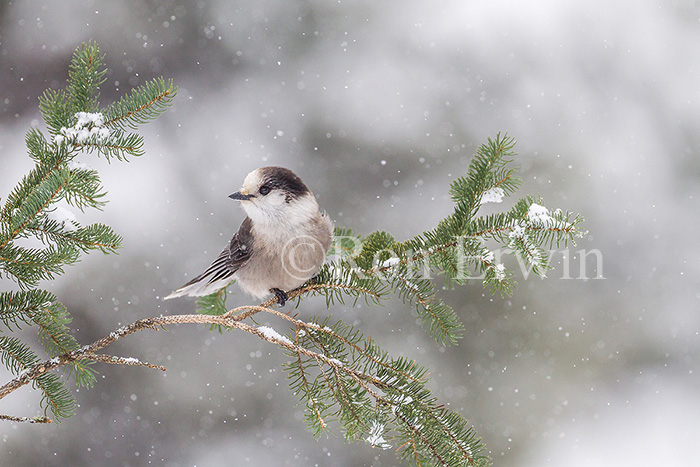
0;287;489;466
0;39;587;467
66;40;106;114
0;41;177;422
104;76;176;130
0;336;76;420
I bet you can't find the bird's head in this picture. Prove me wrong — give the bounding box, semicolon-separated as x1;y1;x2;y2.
230;167;317;225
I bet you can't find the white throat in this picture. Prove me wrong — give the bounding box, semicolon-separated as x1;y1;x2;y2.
243;193;319;229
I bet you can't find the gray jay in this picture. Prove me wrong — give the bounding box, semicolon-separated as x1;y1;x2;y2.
165;166;333;306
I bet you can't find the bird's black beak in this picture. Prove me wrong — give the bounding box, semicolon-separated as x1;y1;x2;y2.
229;191;254;201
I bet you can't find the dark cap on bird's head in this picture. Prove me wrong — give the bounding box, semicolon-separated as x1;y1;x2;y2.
229;166;310;202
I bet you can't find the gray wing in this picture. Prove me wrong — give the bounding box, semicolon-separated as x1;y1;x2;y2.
164;217;253;299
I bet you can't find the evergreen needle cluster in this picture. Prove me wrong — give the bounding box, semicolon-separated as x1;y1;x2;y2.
0;42;175;421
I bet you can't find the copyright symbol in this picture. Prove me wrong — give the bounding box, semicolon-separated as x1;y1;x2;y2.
281;235;327;281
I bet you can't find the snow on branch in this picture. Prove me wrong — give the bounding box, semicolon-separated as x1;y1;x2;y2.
53;111;111;146
0;283;488;466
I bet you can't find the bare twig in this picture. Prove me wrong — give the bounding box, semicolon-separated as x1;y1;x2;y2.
0;285;474;466
0;282;373;421
0;414;52;424
84;354;166;372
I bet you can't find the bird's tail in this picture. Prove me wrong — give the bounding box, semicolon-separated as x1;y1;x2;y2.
163;276;235;300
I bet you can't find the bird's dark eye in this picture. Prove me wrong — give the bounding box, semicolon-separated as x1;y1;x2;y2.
259;185;271;196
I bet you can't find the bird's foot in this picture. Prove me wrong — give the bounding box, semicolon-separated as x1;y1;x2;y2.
270;288;288;307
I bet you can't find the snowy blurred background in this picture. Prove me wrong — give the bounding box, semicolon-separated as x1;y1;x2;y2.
1;0;699;465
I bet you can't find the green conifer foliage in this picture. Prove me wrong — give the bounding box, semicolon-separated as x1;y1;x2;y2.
196;134;584;466
0;41;585;467
0;41;175;421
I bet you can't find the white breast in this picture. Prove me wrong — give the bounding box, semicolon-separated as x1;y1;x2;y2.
234;193;333;299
